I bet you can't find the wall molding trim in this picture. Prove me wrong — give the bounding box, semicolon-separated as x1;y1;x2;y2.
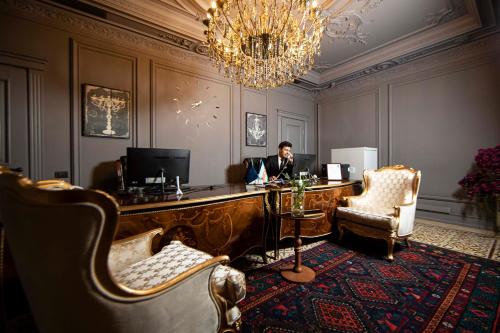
0;50;45;180
28;69;43;180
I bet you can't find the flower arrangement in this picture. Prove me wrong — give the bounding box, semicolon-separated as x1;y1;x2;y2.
285;173;311;217
458;145;500;200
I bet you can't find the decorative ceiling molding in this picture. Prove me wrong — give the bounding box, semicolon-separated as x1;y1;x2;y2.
0;0;212;63
79;0;207;40
316;32;500;99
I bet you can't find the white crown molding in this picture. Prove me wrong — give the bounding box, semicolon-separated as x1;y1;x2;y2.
318;0;481;84
299;70;321;85
79;0;207;40
316;32;500;99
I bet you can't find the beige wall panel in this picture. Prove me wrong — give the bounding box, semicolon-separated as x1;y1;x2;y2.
75;43;137;188
318;91;378;165
241;88;268;159
390;61;500;199
153;64;231;185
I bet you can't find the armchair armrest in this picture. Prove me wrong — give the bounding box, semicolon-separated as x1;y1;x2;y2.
394;202;417;237
108;228;164;275
341;193;368;208
34;179;83;190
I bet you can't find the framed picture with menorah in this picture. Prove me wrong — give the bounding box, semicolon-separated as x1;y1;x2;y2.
82;84;130;138
246;112;267;147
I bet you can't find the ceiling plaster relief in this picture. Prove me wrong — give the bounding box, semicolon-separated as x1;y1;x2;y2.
424;0;467;26
316;0;480;76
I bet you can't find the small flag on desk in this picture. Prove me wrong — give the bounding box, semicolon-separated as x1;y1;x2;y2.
258;159;268;183
245;160;259;184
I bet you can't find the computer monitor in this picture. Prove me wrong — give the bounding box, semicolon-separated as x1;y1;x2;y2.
126;147;190;187
292;154;317;177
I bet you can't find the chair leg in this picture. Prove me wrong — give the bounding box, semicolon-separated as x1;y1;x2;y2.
405;237;411;248
385;238;395;261
338;225;344;241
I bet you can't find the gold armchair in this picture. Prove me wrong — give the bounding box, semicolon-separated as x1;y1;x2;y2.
0;167;244;332
336;165;421;260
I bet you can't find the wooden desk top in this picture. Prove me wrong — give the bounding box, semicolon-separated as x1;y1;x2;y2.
115;184;268;212
114;179;360;213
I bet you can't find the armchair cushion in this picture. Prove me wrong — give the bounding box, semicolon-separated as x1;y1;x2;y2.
114;240;214;290
336;206;398;232
113;240;246;305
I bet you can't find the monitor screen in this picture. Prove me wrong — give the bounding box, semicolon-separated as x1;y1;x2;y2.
126;147;190;187
292;154;317;176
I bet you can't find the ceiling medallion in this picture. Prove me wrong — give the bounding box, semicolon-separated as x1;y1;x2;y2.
203;0;325;89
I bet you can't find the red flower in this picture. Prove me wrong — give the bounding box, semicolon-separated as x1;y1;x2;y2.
458;145;500;199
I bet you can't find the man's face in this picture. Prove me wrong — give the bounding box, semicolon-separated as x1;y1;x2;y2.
279;146;291;159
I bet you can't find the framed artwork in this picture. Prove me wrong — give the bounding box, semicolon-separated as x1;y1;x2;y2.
246;112;267;147
82;84;130;138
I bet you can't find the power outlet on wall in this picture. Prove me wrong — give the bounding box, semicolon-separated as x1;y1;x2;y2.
54;171;69;178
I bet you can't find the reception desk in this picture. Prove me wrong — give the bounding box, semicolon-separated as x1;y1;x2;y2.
114;180;361;261
115;185;268;262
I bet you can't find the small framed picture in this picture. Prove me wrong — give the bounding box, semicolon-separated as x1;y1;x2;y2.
246;112;267;147
327;163;342;180
82;84;130;138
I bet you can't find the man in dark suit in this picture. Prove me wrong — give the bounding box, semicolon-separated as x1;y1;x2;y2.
265;141;294;181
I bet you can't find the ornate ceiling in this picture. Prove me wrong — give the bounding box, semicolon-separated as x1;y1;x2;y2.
64;0;498;90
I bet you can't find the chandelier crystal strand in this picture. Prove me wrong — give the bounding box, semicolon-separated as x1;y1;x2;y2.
204;0;325;89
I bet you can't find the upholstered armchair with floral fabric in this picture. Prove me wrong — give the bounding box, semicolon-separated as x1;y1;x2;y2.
0;167;245;333
336;165;421;260
108;230;246;331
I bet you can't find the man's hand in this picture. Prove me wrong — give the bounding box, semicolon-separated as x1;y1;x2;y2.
287;153;294;164
269;176;277;181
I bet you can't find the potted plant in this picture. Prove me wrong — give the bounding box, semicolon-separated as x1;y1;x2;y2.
458;145;500;231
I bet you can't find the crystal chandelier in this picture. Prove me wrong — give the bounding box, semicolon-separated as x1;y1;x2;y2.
203;0;325;89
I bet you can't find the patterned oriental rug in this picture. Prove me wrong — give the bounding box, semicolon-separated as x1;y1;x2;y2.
240;240;500;333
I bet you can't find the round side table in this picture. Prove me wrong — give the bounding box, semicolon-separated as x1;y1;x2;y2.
280;209;325;283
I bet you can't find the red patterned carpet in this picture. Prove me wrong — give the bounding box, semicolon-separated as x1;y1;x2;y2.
240;239;500;332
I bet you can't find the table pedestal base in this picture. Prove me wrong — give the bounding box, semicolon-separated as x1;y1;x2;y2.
281;265;316;283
